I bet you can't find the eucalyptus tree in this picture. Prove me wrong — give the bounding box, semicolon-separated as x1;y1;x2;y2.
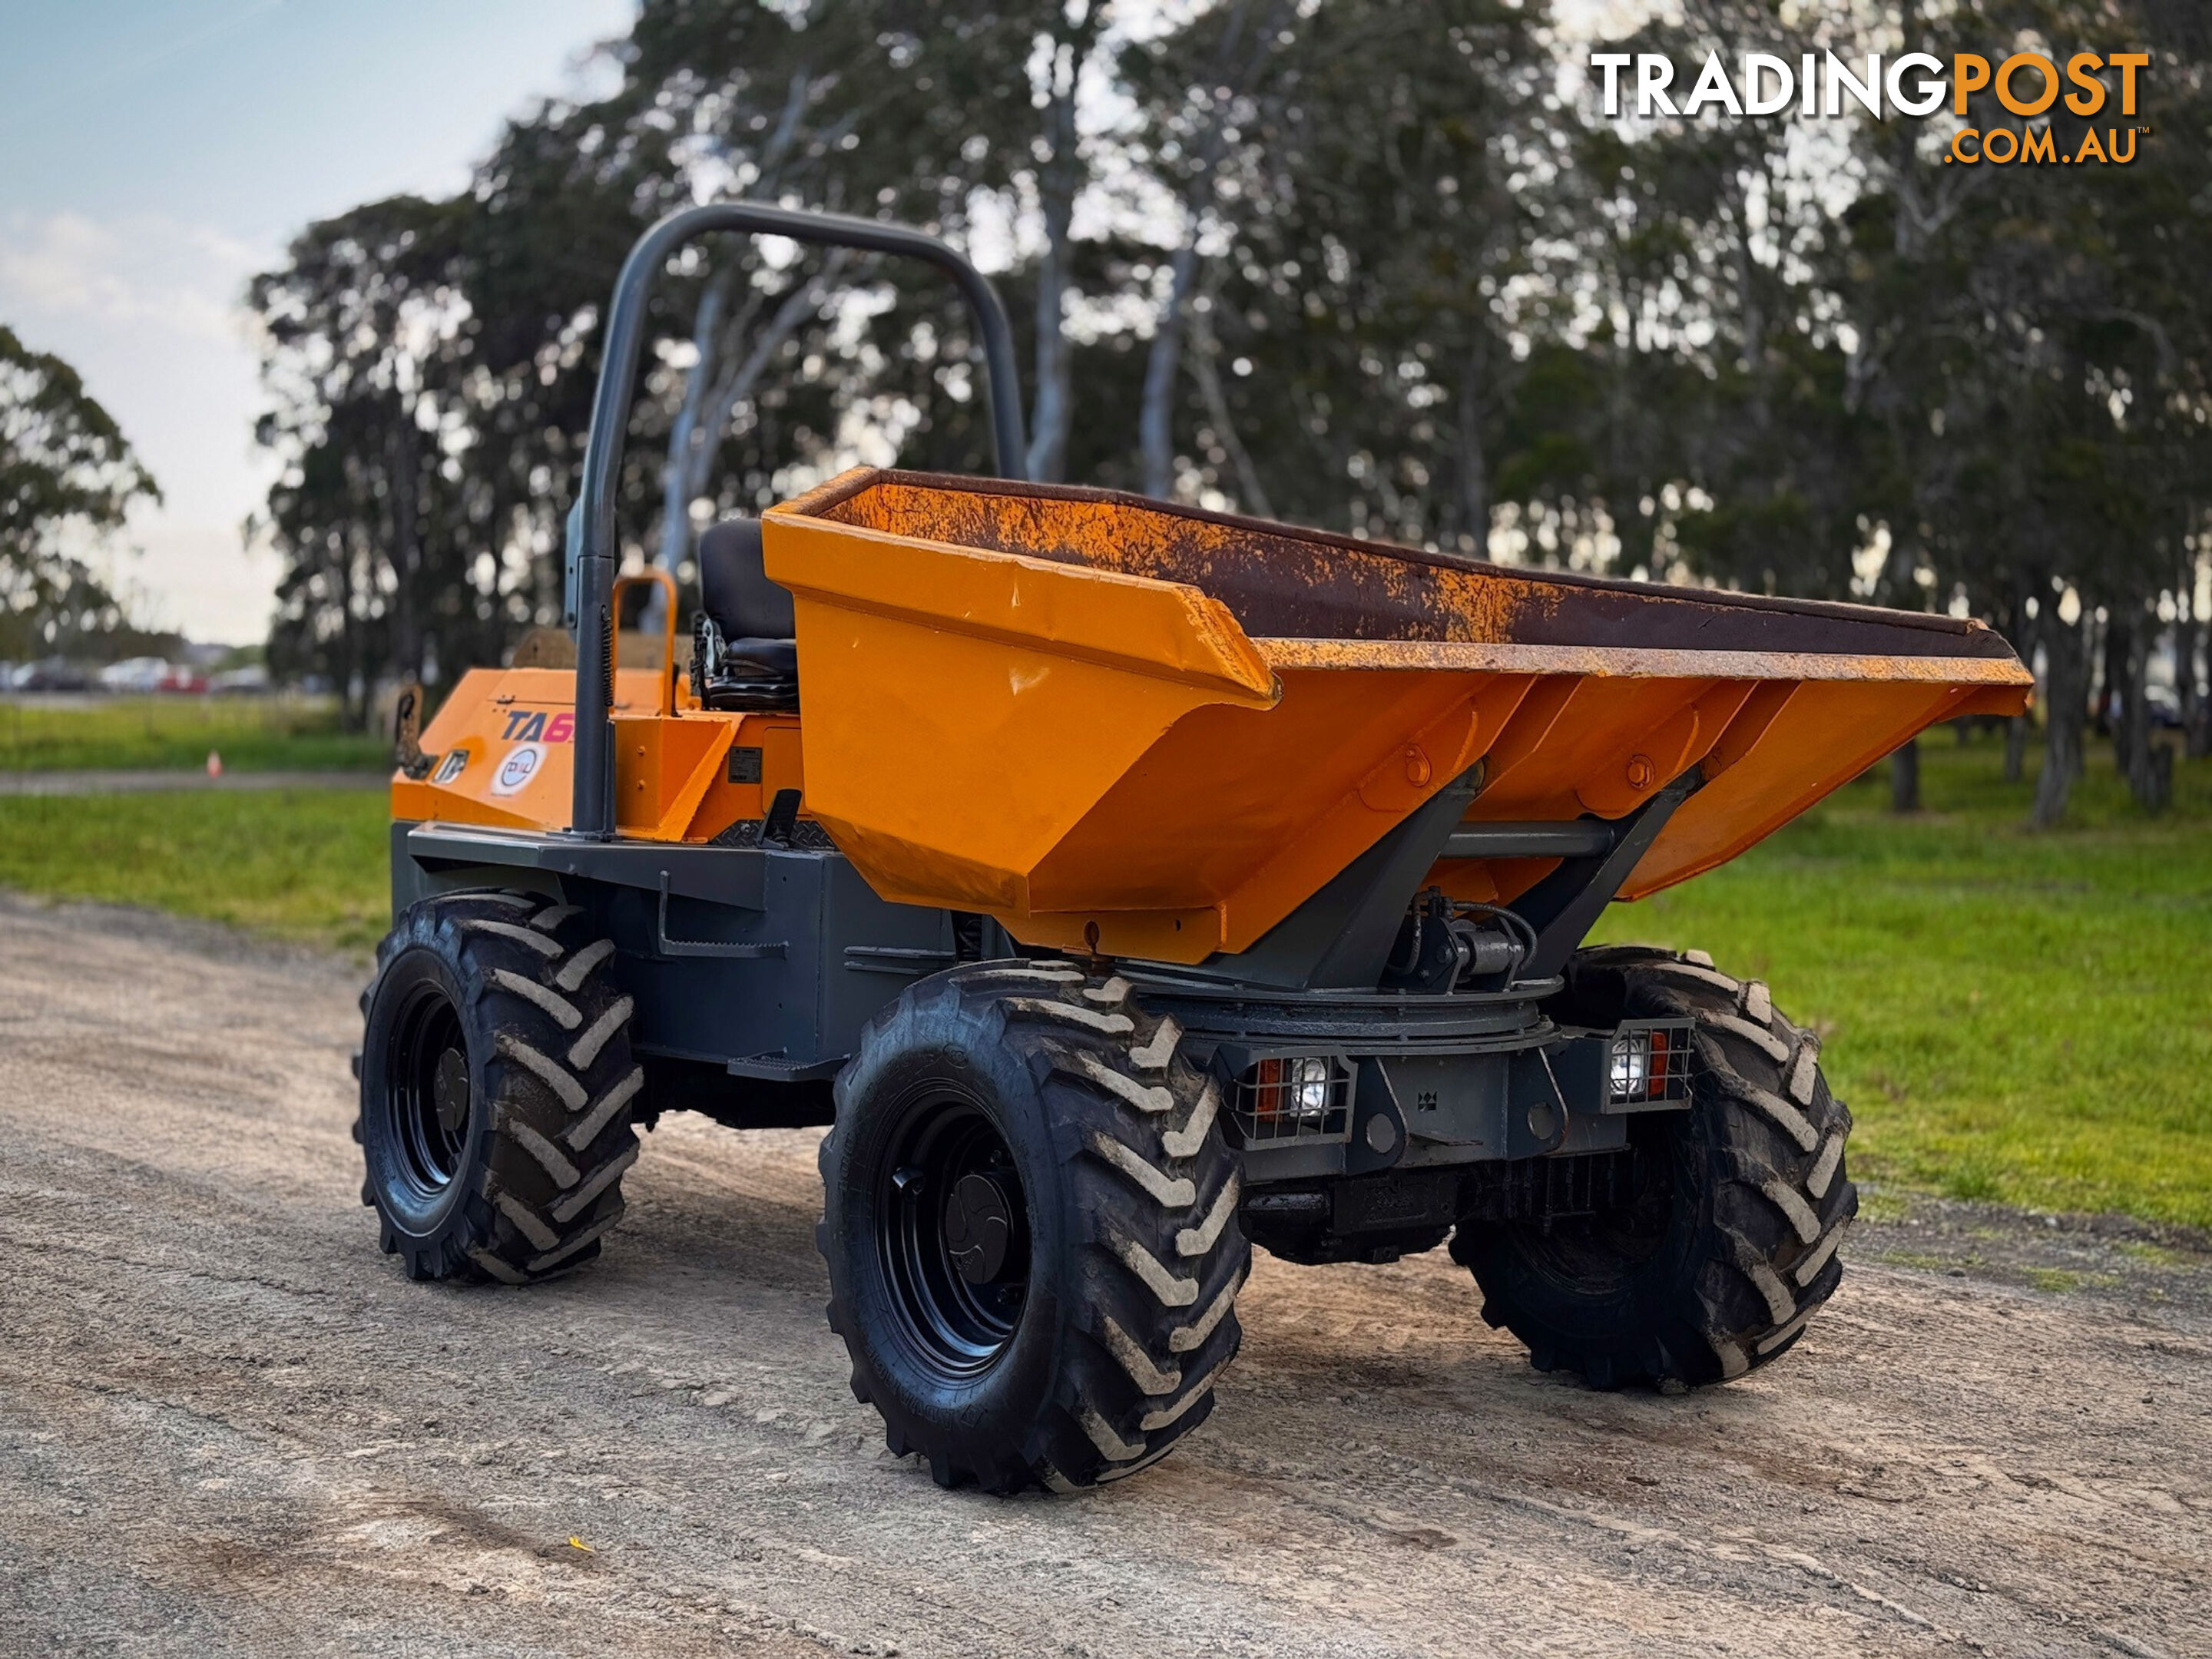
1142;0;1558;544
1124;0;1297;500
0;326;158;660
252;197;492;723
1855;0;2212;818
247;0;2212;796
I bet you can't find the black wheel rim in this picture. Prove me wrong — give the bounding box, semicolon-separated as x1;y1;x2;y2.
386;981;472;1201
877;1093;1031;1382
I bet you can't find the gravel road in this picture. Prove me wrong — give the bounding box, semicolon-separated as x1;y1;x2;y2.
2;893;2207;1658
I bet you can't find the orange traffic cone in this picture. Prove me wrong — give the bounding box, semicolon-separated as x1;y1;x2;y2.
206;750;223;778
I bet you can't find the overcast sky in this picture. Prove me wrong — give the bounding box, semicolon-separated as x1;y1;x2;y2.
0;0;638;644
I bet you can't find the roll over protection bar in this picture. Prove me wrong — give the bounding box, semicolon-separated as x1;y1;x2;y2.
565;202;1028;840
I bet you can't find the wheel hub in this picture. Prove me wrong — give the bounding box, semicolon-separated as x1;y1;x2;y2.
945;1171;1014;1283
382;981;471;1202
432;1047;470;1136
878;1097;1030;1380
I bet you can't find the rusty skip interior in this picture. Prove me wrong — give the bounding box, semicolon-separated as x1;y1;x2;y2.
810;469;2022;662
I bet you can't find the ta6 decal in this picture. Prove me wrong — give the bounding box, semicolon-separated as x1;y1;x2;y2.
499;709;575;743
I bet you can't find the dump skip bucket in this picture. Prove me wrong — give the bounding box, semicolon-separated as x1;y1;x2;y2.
763;469;2029;965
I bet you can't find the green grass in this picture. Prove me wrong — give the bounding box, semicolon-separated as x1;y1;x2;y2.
1593;733;2212;1231
0;694;389;772
0;790;392;952
0;713;2204;1230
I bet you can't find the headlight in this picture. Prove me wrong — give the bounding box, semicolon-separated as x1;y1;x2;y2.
1295;1056;1332;1114
1608;1026;1681;1104
1233;1056;1349;1144
1609;1031;1651;1101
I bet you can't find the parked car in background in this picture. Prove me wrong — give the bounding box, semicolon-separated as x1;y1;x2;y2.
209;664;270;695
8;659;93;691
2100;684;2187;731
98;657;171;694
88;657;209;694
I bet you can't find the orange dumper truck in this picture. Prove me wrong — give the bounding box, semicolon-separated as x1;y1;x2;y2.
359;204;2031;1492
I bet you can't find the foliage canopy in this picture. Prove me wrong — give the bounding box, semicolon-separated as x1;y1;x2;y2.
246;0;2212;813
0;326;159;660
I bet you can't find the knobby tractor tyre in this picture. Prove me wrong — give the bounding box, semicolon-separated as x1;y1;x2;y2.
818;962;1247;1492
356;890;643;1284
1453;944;1858;1388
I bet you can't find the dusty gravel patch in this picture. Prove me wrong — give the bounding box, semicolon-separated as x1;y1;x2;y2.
2;893;2207;1657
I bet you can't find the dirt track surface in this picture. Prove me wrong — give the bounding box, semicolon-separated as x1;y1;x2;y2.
2;895;2208;1659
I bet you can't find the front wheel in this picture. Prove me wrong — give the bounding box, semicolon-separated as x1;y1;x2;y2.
356;890;642;1283
818;962;1247;1492
1452;945;1857;1388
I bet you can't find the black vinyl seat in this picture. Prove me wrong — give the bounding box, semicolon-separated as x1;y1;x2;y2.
694;517;799;710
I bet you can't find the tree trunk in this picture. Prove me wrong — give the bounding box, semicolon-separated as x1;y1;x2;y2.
2105;611;2131;770
386;403;424;684
1187;290;1271;518
1889;737;1921;813
1457;352;1489;556
651;65;813;599
339;527;367;733
2190;627;2211;760
2114;607;2163;810
657;270;736;575
2032;618;2088;828
1025;196;1072;482
1138;239;1202;499
648;259;832;638
1726;201;1770;435
2088;611;2112;739
680;263;842;512
2003;588;2034;783
2184;614;2210;760
1134;0;1270;501
2173;530;2200;759
1025;55;1084;485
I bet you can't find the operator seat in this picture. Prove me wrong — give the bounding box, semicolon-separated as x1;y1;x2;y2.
694;517;800;710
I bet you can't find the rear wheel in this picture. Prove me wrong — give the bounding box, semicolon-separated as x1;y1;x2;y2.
357;890;642;1283
1452;945;1857;1387
819;962;1247;1492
